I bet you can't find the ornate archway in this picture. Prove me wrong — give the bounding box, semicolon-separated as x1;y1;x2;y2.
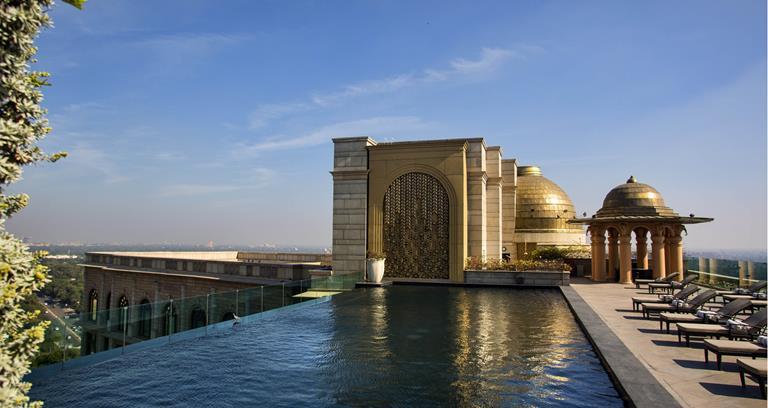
383;172;449;279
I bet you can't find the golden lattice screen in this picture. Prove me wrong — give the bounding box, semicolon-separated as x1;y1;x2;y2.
383;172;450;279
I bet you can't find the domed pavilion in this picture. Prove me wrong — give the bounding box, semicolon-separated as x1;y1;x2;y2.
569;176;713;284
513;165;586;259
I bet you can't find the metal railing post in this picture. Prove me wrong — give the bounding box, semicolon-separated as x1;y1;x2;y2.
122;306;127;354
282;283;285;307
205;294;210;336
235;290;239;316
168;299;174;344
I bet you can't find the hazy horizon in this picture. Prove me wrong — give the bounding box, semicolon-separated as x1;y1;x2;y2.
6;0;766;252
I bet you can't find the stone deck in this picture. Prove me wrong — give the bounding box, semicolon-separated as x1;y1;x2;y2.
570;278;765;407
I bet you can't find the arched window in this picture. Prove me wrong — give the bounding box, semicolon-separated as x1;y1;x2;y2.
88;289;98;321
162;303;178;336
190;306;206;329
117;295;129;333
137;299;152;339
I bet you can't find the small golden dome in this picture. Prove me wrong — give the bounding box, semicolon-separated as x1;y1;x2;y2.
596;176;677;217
515;166;582;232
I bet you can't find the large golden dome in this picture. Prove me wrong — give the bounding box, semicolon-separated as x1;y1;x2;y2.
515;166;582;232
596;176;677;217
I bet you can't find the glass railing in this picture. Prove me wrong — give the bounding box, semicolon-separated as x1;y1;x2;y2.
685;257;767;290
30;272;361;374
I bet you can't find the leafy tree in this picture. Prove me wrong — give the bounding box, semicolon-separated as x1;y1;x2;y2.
1;0;84;406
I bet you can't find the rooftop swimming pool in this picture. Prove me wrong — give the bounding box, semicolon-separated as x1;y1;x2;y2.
30;286;622;407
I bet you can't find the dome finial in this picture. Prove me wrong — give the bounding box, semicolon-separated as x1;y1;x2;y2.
627;175;637;183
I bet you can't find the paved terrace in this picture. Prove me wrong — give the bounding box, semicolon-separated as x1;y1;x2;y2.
570;278;765;407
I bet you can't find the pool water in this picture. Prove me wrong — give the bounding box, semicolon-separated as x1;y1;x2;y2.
30;286;622;407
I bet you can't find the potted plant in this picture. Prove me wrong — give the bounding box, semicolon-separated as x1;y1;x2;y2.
366;250;386;283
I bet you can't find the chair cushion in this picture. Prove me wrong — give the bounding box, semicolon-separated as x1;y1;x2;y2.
704;339;767;355
676;323;729;334
660;313;701;324
737;358;768;377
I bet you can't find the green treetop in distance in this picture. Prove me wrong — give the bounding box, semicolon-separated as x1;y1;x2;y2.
0;0;84;406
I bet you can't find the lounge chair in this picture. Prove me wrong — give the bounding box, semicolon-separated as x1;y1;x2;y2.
634;272;679;289
631;284;698;312
648;274;697;294
718;281;767;303
641;289;716;319
676;309;767;347
737;358;767;398
658;298;751;333
703;339;767;370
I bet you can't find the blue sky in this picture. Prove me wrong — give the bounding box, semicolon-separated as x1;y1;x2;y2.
7;0;766;250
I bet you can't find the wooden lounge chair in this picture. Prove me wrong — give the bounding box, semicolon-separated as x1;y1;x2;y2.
641;289;716;319
635;272;679;289
737;358;767;398
631;284;699;312
676;309;767;347
717;281;768;296
648;274;697;294
658;298;751;333
703;339;767;370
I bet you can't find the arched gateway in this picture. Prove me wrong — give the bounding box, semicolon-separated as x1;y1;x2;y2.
383;172;450;279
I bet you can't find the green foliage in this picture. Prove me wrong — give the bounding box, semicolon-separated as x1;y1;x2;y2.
465;256;571;272
366;250;386;260
38;259;82;312
0;0;81;405
529;246;591;261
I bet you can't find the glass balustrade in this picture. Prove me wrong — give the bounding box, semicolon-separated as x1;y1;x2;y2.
30;273;360;372
684;257;766;290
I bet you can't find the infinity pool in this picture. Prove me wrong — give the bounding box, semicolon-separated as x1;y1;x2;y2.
30;286;622;407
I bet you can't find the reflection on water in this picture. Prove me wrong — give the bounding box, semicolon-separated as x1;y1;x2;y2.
30;286;621;407
323;286;621;407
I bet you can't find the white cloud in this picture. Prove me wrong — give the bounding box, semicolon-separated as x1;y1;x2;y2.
136;33;253;51
247;46;535;128
237;116;430;155
248;102;310;129
69;144;129;184
160;167;274;197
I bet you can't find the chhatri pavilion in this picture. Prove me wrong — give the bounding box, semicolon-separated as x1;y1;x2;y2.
570;176;713;284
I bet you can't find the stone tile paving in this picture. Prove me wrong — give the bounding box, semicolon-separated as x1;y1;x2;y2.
570;278;765;408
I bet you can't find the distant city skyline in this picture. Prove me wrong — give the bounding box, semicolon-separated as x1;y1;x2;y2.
6;0;766;251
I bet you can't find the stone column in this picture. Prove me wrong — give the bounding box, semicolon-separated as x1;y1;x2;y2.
650;230;665;279
668;231;684;281
664;237;672;278
591;227;606;281
738;261;747;288
698;257;707;284
331;137;375;278
619;230;633;284
501;159;517;261
635;228;648;269
607;230;619;282
747;261;755;282
466;139;487;260
708;258;718;285
485;147;503;260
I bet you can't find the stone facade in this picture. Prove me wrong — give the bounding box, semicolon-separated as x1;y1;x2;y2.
332;137;585;283
80;251;327;354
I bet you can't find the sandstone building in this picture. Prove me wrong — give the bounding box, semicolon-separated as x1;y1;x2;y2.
330;137;586;283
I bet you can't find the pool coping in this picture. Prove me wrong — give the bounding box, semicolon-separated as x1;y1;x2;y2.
560;285;681;408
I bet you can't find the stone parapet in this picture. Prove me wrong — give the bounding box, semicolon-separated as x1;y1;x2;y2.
464;270;570;286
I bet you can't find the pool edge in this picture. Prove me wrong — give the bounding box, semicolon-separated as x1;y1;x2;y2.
559;285;682;408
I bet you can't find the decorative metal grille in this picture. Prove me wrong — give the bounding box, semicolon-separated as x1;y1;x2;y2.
383;172;449;279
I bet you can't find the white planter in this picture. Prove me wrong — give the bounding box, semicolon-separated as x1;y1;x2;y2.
366;258;385;283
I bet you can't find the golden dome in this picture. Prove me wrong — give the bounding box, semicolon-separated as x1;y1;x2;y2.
596;176;677;217
515;166;582;232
